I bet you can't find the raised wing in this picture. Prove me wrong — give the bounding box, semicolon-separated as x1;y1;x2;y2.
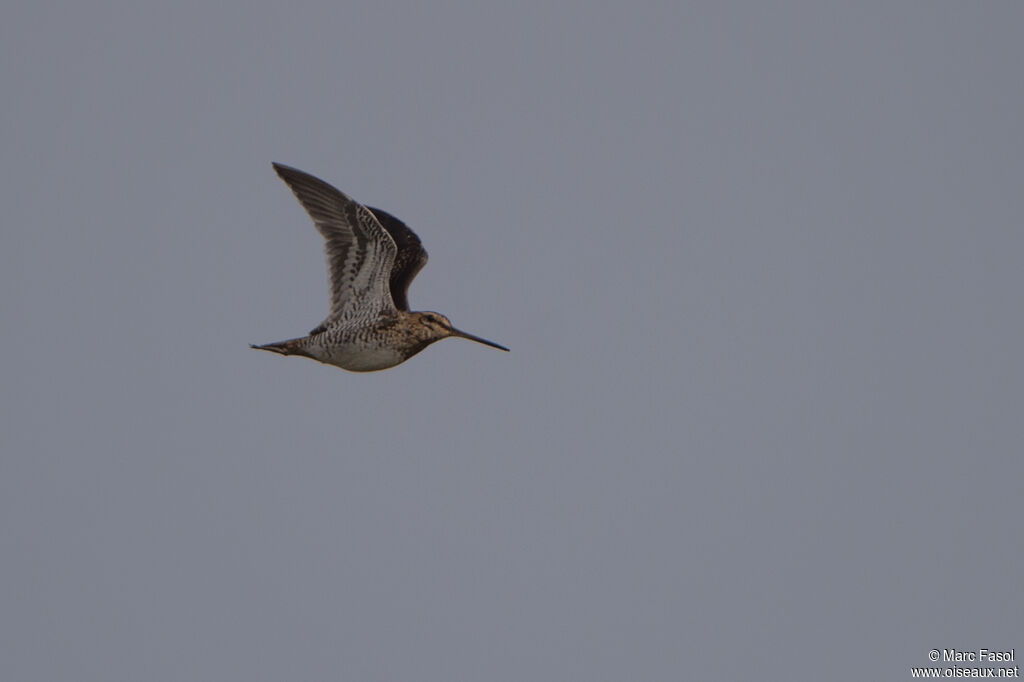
366;206;428;311
272;163;397;331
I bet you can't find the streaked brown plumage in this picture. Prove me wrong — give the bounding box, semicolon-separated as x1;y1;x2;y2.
251;163;508;372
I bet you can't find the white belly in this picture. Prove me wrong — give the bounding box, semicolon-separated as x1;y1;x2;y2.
319;344;405;372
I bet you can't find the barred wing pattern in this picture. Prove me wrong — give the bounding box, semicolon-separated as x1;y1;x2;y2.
272;164;397;330
366;206;428;311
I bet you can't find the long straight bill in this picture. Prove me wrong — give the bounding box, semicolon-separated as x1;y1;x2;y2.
451;328;509;352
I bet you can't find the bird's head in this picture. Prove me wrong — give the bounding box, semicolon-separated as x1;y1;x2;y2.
414;311;509;352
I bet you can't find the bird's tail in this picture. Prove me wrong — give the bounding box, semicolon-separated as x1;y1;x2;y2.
249;337;311;358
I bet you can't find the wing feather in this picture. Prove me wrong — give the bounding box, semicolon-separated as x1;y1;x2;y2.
272;163;397;329
366;206;428;311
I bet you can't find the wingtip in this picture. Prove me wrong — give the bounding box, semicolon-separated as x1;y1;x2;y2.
271;163;322;187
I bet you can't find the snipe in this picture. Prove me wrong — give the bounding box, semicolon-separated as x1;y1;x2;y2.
251;163;508;372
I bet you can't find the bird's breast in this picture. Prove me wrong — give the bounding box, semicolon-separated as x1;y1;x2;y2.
306;341;406;372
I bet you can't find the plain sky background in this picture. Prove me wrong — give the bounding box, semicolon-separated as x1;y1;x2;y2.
2;3;1022;680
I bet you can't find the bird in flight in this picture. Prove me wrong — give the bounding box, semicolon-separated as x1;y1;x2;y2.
251;164;508;372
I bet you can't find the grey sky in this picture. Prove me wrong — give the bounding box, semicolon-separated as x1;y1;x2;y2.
2;3;1022;681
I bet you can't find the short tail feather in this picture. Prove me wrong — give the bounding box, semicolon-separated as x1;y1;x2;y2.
249;338;310;358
